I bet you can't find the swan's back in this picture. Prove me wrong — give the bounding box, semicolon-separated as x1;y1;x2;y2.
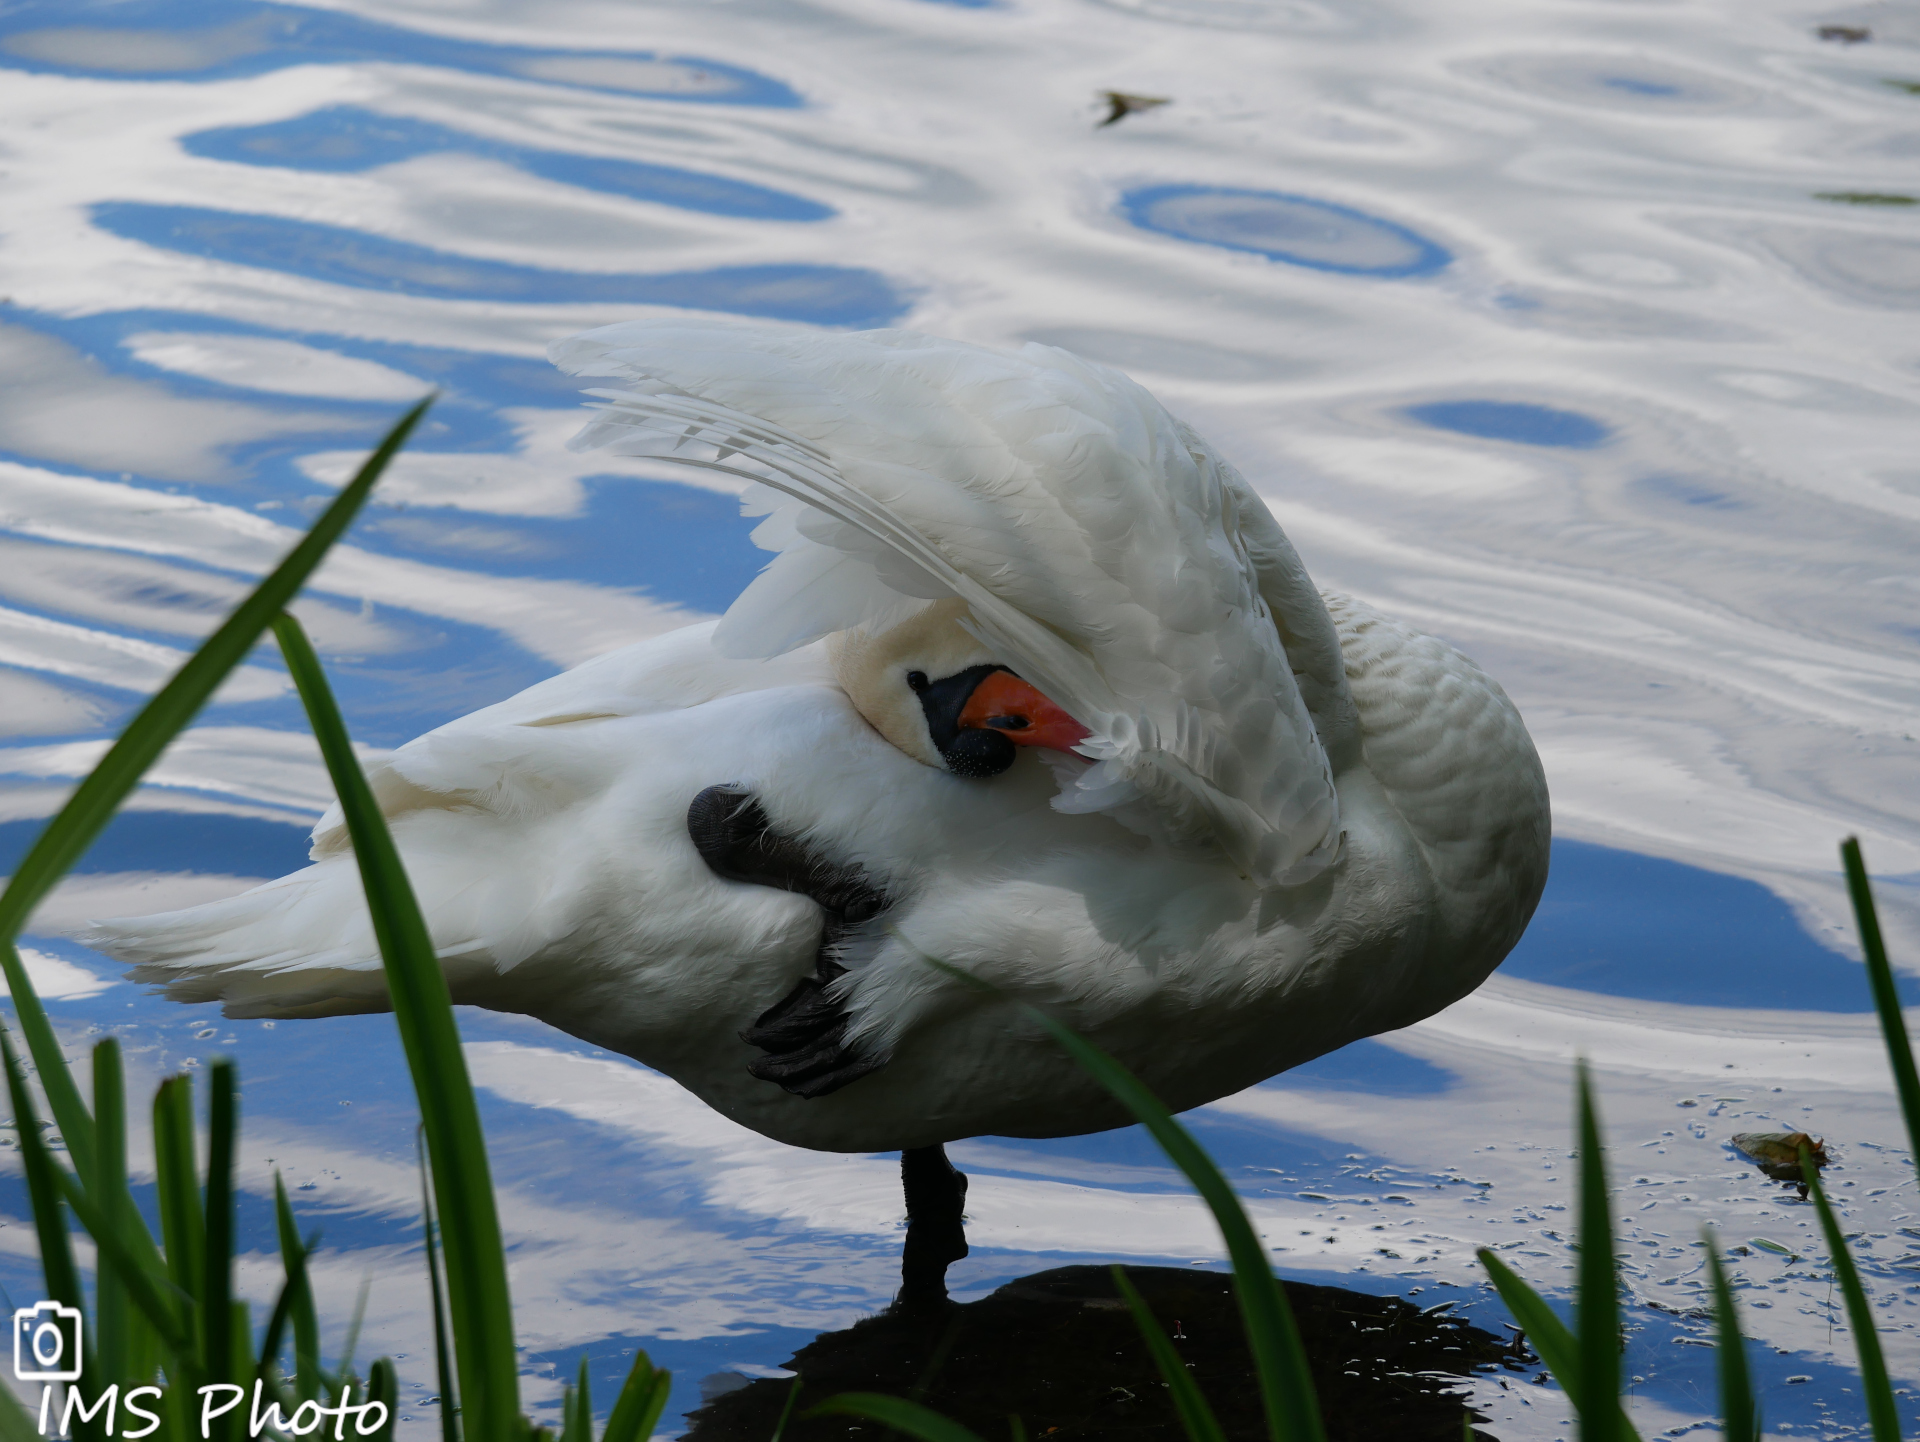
1325;592;1551;1034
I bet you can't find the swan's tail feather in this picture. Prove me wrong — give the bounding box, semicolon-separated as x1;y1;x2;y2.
85;858;394;1020
87;810;567;1018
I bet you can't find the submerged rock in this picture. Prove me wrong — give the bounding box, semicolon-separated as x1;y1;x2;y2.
683;1264;1532;1441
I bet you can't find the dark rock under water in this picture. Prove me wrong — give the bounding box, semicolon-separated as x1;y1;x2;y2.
683;1264;1534;1441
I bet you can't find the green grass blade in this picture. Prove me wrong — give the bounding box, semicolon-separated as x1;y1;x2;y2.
1703;1234;1758;1442
808;1394;990;1442
48;1169;192;1357
1;1031;105;1442
1024;1008;1324;1442
255;1253;298;1386
203;1060;238;1436
153;1075;204;1316
0;399;430;1179
1476;1249;1578;1378
770;1378;802;1442
895;945;1322;1442
600;1350;671;1442
1574;1062;1620;1442
1801;1143;1898;1441
367;1358;399;1442
335;1277;371;1400
1;1030;88;1333
91;1039;129;1387
1111;1265;1227;1442
0;941;94;1181
274;611;519;1439
282;1180;324;1401
1840;839;1920;1169
258;1173;320;1395
418;1131;461;1442
0;1379;44;1442
1478;1252;1639;1439
0;397;431;940
229;1297;255;1385
75;1043;175;1350
560;1357;591;1442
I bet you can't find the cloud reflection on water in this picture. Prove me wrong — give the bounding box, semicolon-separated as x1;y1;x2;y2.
1;0;1919;1435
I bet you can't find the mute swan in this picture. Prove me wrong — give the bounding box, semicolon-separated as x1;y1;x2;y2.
90;322;1550;1296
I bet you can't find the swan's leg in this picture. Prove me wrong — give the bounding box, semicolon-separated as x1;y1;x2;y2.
687;785;890;1098
898;1143;968;1305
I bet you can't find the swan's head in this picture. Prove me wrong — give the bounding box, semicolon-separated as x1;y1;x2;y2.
829;599;1088;778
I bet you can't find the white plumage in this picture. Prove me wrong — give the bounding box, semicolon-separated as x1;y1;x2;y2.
88;321;1550;1156
553;323;1341;885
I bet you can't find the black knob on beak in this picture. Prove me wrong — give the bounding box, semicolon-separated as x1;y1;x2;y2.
912;664;1018;779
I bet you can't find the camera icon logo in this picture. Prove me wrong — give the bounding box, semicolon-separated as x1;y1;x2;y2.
13;1301;83;1383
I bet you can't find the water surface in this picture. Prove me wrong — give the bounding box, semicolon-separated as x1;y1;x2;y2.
3;0;1919;1435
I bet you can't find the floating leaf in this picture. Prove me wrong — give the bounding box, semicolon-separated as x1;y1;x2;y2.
1731;1132;1830;1185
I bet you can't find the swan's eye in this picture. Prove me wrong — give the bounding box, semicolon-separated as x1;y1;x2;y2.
906;670;929;692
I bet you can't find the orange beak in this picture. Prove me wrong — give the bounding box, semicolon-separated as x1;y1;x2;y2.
956;671;1090;752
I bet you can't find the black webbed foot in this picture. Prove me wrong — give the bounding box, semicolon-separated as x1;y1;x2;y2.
688;785;892;1098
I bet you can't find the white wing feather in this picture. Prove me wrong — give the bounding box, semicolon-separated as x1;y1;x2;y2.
550;321;1341;884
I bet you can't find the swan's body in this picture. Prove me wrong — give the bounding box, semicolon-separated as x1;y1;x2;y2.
91;323;1549;1156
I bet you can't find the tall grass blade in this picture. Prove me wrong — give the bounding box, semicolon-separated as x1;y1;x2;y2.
1840;839;1920;1170
419;1131;460;1442
153;1076;204;1317
227;1296;255;1386
1475;1250;1578;1383
600;1350;672;1442
335;1278;371;1400
1;1031;88;1349
895;946;1323;1442
47;1169;191;1357
1025;1009;1324;1442
808;1394;989;1442
261;1173;323;1399
0;1382;42;1442
769;1378;802;1442
0;941;94;1181
1;1031;104;1442
204;1060;239;1442
90;1040;129;1388
1574;1062;1620;1442
1110;1265;1227;1442
560;1358;591;1442
1703;1234;1758;1442
273;611;519;1439
73;1046;174;1324
1800;1143;1898;1441
0;398;431;1178
255;1236;299;1383
367;1358;399;1442
1477;1203;1640;1434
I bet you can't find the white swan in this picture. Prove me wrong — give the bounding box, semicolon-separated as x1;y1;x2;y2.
90;322;1549;1172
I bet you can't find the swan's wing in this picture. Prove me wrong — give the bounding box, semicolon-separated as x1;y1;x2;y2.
551;320;1340;884
83;675;655;1014
85;624;832;1013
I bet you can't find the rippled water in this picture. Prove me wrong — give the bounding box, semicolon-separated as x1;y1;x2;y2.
3;0;1919;1435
